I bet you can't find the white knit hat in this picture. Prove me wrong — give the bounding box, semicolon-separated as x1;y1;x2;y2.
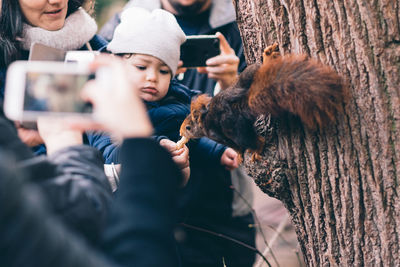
107;7;186;76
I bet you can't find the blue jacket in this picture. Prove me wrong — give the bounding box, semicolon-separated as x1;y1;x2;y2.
89;79;227;165
86;79;193;163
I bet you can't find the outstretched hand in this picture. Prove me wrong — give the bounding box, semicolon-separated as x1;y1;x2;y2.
159;138;190;187
197;32;239;90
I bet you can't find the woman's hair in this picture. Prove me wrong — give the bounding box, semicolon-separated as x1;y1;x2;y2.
0;0;87;68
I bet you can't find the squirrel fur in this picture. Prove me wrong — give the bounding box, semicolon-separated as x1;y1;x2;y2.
180;44;348;157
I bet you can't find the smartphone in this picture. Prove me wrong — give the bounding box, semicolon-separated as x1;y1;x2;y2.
4;61;95;122
29;42;66;61
180;35;220;68
65;50;99;67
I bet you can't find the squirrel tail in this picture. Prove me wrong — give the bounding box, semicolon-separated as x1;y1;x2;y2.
248;54;348;129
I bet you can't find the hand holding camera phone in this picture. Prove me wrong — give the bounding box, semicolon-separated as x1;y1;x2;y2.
4;55;153;140
180;35;220;68
4;61;98;122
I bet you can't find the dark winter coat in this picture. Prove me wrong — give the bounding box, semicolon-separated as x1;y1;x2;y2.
0;106;112;243
0;138;181;267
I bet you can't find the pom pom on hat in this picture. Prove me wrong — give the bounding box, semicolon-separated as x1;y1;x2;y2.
107;7;186;76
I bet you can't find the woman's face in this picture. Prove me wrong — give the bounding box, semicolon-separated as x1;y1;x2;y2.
19;0;69;31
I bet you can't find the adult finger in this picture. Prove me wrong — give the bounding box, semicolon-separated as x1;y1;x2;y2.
206;54;239;66
66;117;106;133
197;67;208;74
216;32;234;55
206;64;237;75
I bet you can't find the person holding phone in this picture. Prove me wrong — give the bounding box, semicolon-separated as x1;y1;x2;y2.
0;0;115;243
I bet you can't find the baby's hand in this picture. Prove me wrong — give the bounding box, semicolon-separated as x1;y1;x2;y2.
159;138;190;187
221;147;239;170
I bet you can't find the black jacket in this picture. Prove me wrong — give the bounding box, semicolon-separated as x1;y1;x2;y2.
0;109;112;243
0;138;181;267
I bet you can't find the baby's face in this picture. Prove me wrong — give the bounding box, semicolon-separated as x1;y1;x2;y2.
123;54;172;102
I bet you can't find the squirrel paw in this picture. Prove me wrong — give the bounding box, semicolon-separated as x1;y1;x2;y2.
263;43;280;63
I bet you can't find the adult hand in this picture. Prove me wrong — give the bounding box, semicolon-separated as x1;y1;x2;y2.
221;147;239;171
69;55;153;140
37;117;83;155
159;138;190;187
197;32;239;90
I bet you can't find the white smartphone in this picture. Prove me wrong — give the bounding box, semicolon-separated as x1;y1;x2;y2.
65;50;99;67
4;61;95;122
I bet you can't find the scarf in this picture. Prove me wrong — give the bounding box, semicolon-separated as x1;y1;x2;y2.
20;8;98;51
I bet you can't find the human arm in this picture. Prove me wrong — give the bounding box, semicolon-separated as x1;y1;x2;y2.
149;108;187;142
0;153;113;267
17;143;113;243
101;138;181;267
188;137;227;166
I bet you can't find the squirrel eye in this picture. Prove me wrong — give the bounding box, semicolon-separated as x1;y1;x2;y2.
185;125;191;131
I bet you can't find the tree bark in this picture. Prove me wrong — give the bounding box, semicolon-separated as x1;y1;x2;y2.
232;0;400;266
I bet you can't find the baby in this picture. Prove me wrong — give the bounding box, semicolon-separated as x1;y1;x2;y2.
107;7;191;183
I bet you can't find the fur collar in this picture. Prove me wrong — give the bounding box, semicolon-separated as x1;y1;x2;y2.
21;8;97;51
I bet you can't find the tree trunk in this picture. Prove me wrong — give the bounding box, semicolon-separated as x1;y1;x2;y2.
232;0;400;266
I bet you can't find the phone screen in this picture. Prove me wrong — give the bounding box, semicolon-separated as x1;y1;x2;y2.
23;72;93;113
180;35;220;68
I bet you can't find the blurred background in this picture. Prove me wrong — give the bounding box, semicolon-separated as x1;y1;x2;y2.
91;0;128;28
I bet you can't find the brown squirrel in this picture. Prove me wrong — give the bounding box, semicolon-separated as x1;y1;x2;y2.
179;44;348;159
